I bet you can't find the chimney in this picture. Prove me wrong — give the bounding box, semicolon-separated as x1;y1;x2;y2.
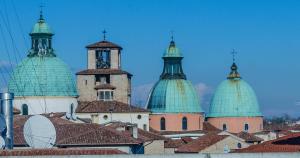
0;93;14;149
129;124;138;139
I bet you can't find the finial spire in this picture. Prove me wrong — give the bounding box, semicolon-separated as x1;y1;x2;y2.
231;49;237;63
102;30;107;41
39;4;45;21
169;31;175;47
227;49;241;79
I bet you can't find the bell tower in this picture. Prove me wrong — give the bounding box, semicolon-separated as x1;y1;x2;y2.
76;31;132;104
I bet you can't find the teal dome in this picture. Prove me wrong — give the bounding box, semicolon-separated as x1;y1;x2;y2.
163;41;182;58
30;13;52;35
147;40;202;113
147;79;202;113
207;63;262;118
8;56;78;97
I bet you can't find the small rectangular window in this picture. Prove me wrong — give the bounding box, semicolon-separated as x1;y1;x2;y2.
100;91;105;100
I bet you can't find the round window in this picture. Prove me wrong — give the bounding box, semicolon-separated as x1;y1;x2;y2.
137;115;142;119
103;115;108;120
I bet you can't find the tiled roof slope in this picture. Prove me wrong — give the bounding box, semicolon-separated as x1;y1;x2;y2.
202;122;221;132
0;148;126;156
76;101;149;113
107;122;167;142
235;132;300;153
86;40;122;49
235;131;264;142
76;69;132;76
13;115;141;147
175;133;228;153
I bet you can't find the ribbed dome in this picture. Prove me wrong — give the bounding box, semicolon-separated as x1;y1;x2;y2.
207;76;262;118
30;17;52;34
147;79;202;113
8;57;78;97
163;41;182;58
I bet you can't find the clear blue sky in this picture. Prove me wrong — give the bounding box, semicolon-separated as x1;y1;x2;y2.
1;0;300;117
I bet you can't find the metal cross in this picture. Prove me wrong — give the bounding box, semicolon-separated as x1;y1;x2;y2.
231;49;237;62
170;30;174;41
102;30;107;41
39;4;45;20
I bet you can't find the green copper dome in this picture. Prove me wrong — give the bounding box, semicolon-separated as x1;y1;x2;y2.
147;40;203;113
8;14;77;97
207;63;262;117
163;41;182;58
30;13;52;35
148;79;202;113
8;57;78;97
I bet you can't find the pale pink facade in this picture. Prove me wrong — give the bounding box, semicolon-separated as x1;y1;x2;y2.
150;113;204;131
207;117;263;133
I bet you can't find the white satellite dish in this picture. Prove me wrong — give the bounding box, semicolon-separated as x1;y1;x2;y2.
23;115;56;148
0;136;5;149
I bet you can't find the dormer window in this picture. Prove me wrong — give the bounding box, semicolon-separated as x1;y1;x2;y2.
96;50;111;69
98;90;113;101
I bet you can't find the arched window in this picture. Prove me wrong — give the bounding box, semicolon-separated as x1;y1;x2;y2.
237;143;242;149
160;117;166;130
182;117;188;130
222;124;227;131
244;123;249;132
22;104;28;115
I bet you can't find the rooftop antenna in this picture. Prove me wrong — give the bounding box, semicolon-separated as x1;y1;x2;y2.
23;115;56;148
102;30;107;41
231;49;237;63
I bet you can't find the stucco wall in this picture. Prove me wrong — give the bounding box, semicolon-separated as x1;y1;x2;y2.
200;136;249;153
77;75;97;101
87;50;96;69
110;49;120;69
150;113;204;131
14;96;78;115
77;73;131;104
77;113;149;130
144;140;165;154
110;74;130;104
207;117;263;133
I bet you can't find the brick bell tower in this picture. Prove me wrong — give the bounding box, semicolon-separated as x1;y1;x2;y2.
76;31;132;104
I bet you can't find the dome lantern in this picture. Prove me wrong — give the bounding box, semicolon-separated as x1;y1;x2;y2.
28;10;55;57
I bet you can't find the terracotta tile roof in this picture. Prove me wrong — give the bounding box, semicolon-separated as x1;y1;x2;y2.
175;133;229;153
157;130;205;135
76;101;149;113
235;131;264;142
107;122;167;142
203;122;221;132
13;115;141;147
13;107;21;115
235;132;300;153
263;123;289;131
0;148;126;156
76;69;132;76
86;40;122;49
181;137;194;143
94;84;116;90
164;139;189;148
